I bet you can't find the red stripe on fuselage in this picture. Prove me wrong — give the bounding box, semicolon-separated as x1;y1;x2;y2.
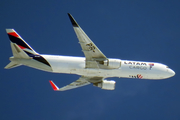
8;32;19;38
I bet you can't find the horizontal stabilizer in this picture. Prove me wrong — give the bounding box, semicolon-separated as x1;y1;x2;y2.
4;61;21;69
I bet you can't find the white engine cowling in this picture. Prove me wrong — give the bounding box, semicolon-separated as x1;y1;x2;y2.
103;59;121;69
94;80;116;90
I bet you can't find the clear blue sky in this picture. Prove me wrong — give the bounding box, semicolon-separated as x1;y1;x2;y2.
1;0;180;120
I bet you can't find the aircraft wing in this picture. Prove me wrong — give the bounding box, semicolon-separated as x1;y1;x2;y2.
49;76;103;91
68;13;107;68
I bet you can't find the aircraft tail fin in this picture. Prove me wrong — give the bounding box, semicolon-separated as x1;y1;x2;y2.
6;29;38;57
5;29;39;69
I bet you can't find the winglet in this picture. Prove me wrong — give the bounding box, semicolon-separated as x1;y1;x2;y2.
67;13;79;27
49;80;60;91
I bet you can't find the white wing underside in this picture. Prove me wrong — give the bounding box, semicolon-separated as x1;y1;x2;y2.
50;14;107;91
68;13;107;68
50;76;103;91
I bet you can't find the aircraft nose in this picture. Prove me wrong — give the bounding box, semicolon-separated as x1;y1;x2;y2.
167;68;175;77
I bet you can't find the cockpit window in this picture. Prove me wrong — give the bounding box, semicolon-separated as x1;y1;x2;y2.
166;66;169;68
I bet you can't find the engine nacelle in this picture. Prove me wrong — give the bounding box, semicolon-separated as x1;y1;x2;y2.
94;80;116;90
103;59;121;69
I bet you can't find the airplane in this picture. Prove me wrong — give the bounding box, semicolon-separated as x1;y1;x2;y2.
5;13;175;91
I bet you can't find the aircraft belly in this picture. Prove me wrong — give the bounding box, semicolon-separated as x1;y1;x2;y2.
76;68;121;77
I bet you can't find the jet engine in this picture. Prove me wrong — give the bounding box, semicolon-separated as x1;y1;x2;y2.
93;80;116;90
102;59;121;69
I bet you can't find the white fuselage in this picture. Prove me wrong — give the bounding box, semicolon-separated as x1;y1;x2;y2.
40;55;175;80
10;54;175;80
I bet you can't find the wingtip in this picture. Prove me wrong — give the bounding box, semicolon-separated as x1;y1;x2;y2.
67;13;79;27
49;80;60;91
67;13;71;16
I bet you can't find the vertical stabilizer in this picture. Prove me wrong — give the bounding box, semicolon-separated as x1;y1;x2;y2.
5;29;51;70
5;29;38;69
6;29;38;56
